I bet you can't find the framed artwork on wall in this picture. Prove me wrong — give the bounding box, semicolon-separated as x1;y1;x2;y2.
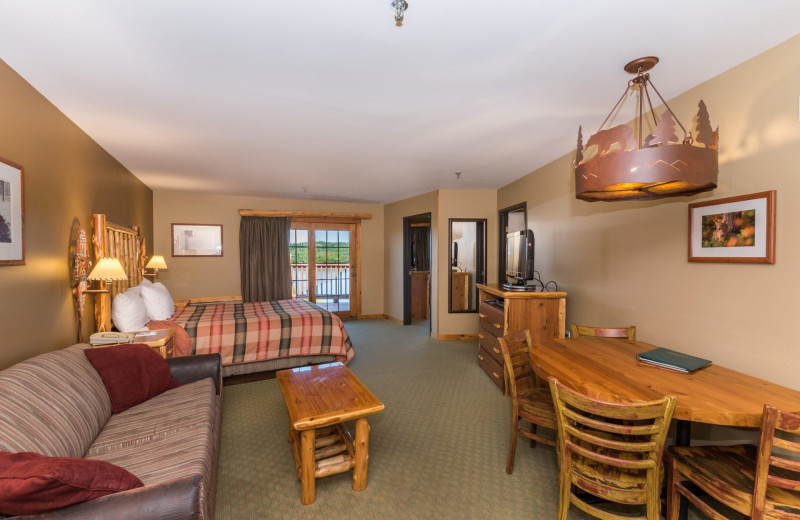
172;224;223;257
0;157;24;266
688;190;776;264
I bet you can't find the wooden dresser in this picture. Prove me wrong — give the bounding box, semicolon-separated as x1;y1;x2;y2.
476;283;566;392
410;271;430;319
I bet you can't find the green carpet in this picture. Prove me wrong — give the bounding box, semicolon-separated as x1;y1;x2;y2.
213;319;642;519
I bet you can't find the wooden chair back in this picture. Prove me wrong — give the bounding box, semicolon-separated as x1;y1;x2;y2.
549;377;676;520
752;405;800;518
498;329;534;398
571;323;636;342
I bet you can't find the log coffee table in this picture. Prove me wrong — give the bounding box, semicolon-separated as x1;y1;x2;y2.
277;362;384;505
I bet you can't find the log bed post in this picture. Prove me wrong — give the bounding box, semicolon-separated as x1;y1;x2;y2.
91;213;112;332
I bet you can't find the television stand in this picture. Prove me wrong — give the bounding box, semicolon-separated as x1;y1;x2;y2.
501;283;537;292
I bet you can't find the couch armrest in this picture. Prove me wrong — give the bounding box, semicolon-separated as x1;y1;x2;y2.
14;475;203;520
166;353;221;395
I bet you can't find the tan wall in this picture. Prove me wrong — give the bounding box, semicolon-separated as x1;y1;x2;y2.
498;34;800;390
152;190;384;316
437;189;498;336
0;59;153;369
383;191;438;331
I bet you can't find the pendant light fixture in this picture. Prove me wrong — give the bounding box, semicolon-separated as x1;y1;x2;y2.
575;57;719;202
391;0;408;27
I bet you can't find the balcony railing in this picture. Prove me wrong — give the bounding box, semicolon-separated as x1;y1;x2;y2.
291;263;350;302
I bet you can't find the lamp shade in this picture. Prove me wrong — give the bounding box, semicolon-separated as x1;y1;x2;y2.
145;255;168;270
87;257;128;282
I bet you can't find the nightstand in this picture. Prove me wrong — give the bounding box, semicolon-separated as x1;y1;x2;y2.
92;329;175;359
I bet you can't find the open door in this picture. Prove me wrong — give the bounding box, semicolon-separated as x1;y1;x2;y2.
402;213;431;327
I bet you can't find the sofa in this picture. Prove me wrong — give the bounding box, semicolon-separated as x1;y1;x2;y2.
0;344;222;519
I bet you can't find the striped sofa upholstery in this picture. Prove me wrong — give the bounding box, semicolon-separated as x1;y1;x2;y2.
0;345;221;520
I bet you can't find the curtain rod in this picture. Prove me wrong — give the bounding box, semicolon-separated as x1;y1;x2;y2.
238;209;372;220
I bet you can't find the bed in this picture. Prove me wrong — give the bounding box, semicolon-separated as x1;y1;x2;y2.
91;214;354;376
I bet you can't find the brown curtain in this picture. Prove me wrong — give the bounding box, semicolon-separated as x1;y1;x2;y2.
239;216;292;303
409;226;430;271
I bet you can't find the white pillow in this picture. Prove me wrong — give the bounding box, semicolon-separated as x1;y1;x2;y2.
112;288;149;332
138;278;153;287
140;282;175;321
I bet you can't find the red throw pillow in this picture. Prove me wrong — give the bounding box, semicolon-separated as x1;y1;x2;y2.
85;344;180;413
0;451;143;515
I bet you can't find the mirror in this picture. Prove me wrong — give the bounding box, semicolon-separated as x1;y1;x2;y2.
449;218;487;313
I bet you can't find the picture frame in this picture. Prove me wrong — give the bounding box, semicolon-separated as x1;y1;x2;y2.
172;224;223;257
0;157;25;266
688;190;775;264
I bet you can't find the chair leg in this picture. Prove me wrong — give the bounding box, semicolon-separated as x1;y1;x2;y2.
506;415;519;474
557;469;571;520
530;422;537;448
666;456;680;520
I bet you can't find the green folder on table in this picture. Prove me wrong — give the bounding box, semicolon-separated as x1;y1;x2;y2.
635;347;712;373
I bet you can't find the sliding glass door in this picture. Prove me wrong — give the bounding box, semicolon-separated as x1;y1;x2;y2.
290;223;356;318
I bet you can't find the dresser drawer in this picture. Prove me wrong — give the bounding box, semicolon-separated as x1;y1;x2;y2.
478;302;504;334
478;326;503;364
478;347;505;392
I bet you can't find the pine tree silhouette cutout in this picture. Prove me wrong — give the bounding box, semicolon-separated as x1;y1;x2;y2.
695;100;714;148
651;109;679;146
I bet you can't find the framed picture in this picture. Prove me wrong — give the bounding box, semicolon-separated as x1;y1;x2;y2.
0;157;24;266
688;190;775;264
172;224;223;257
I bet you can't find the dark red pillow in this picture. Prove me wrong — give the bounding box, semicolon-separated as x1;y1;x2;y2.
85;344;180;413
0;451;143;515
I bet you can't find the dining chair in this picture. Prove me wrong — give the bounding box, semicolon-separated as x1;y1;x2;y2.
570;323;636;342
497;329;557;474
666;404;800;520
549;377;676;520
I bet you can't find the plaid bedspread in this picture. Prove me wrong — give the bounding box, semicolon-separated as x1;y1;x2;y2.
168;299;355;366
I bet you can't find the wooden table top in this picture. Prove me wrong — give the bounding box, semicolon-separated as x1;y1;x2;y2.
530;337;800;428
277;362;384;431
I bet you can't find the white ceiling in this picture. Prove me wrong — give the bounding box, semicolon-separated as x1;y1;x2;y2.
2;1;800;204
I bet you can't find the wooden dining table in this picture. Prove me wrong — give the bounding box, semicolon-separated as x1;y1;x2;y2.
530;336;800;432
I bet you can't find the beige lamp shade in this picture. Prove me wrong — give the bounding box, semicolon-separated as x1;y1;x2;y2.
146;255;168;270
87;257;128;282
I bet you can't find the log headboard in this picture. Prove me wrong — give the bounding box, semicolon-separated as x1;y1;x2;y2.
92;214;146;332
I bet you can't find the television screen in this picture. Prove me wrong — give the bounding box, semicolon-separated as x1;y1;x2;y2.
505;230;534;284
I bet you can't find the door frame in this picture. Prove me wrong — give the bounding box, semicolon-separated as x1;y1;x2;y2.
403;212;431;326
291;218;361;319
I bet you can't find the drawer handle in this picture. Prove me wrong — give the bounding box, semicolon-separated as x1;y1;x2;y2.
479;313;486;318
494;323;502;329
492;371;501;380
478;354;484;361
493;347;500;354
478;333;484;339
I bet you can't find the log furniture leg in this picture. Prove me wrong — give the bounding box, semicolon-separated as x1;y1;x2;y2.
352;418;370;491
300;429;316;504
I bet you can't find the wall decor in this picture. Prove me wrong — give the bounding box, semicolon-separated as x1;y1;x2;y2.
0;157;24;265
172;224;223;257
688;190;775;264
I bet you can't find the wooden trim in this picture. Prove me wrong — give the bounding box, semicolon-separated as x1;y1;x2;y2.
239;209;372;220
437;334;478;341
409;222;430;228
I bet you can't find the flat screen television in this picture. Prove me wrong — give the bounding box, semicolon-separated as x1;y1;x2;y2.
504;229;535;289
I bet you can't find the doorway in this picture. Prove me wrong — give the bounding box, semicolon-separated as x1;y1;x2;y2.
290;221;358;319
402;213;431;329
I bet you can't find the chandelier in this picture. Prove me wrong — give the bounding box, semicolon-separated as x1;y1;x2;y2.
391;0;408;27
575;57;719;202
